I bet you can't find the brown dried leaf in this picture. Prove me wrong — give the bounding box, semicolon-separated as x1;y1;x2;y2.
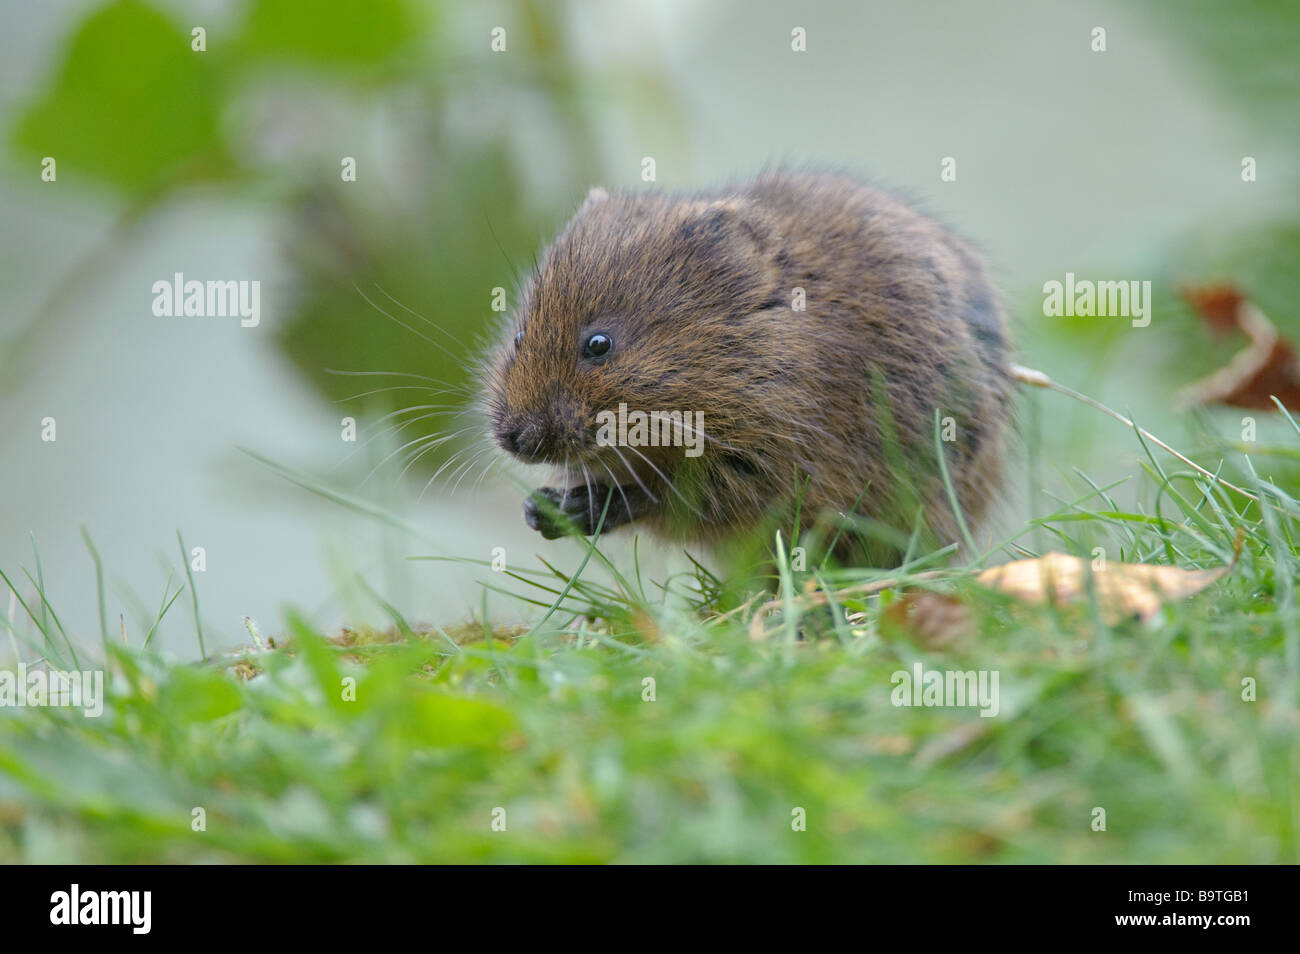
882;591;973;649
976;552;1230;624
1179;283;1300;411
1181;283;1246;337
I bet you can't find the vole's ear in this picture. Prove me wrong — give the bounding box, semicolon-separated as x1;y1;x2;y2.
679;197;772;255
677;198;778;300
580;186;610;211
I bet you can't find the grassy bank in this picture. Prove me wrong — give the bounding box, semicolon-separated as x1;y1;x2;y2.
2;421;1298;863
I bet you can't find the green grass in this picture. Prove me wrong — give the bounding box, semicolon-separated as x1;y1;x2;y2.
1;425;1299;863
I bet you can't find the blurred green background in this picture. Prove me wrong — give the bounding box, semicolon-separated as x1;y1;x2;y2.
1;0;1297;656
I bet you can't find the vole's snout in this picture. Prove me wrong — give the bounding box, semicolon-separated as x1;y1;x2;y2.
495;420;525;456
495;396;584;464
494;414;544;460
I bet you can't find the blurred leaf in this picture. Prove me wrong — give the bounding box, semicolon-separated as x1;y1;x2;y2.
157;666;243;723
403;691;515;749
1170;223;1300;328
285;613;347;711
276;143;538;471
1158;223;1300;384
1137;0;1300;142
1176;285;1300;411
236;0;423;67
977;550;1233;625
10;0;230;195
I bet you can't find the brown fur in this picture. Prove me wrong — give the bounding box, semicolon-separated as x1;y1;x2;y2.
484;170;1013;565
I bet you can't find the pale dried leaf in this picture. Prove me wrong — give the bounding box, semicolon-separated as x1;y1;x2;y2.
976;552;1230;624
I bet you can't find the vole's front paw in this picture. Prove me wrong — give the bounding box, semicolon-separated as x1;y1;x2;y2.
524;485;599;539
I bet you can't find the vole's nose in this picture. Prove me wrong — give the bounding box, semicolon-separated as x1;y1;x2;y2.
497;415;545;460
497;397;578;462
500;425;523;455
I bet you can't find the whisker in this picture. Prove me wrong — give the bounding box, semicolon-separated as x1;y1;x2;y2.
398;424;480;462
450;446;494;496
352;282;464;363
360;423;477;488
472;455;502;491
372;284;472;348
396;426;479;482
416;442;480;502
457;439;496;488
335;385;462;403
606;444;659;503
325;367;465;390
561;452;571;509
623;444;703;518
642;411;750;454
398;439;452;485
597;458;635;527
332;407;467;472
581;460;596;533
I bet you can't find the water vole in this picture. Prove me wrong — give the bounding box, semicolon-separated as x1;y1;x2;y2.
484;170;1013;564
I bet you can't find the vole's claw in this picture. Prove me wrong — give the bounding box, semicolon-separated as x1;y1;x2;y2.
524;485;598;538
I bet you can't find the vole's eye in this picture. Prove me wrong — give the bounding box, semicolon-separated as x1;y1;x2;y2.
583;332;612;358
515;330;524;350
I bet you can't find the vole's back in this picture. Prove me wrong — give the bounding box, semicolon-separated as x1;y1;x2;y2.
738;172;1012;553
490;170;1013;564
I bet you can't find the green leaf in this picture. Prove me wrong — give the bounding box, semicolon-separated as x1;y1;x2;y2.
285;613;346;709
274;143;535;473
404;692;515;750
10;0;229;195
236;0;421;67
157;666;243;723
